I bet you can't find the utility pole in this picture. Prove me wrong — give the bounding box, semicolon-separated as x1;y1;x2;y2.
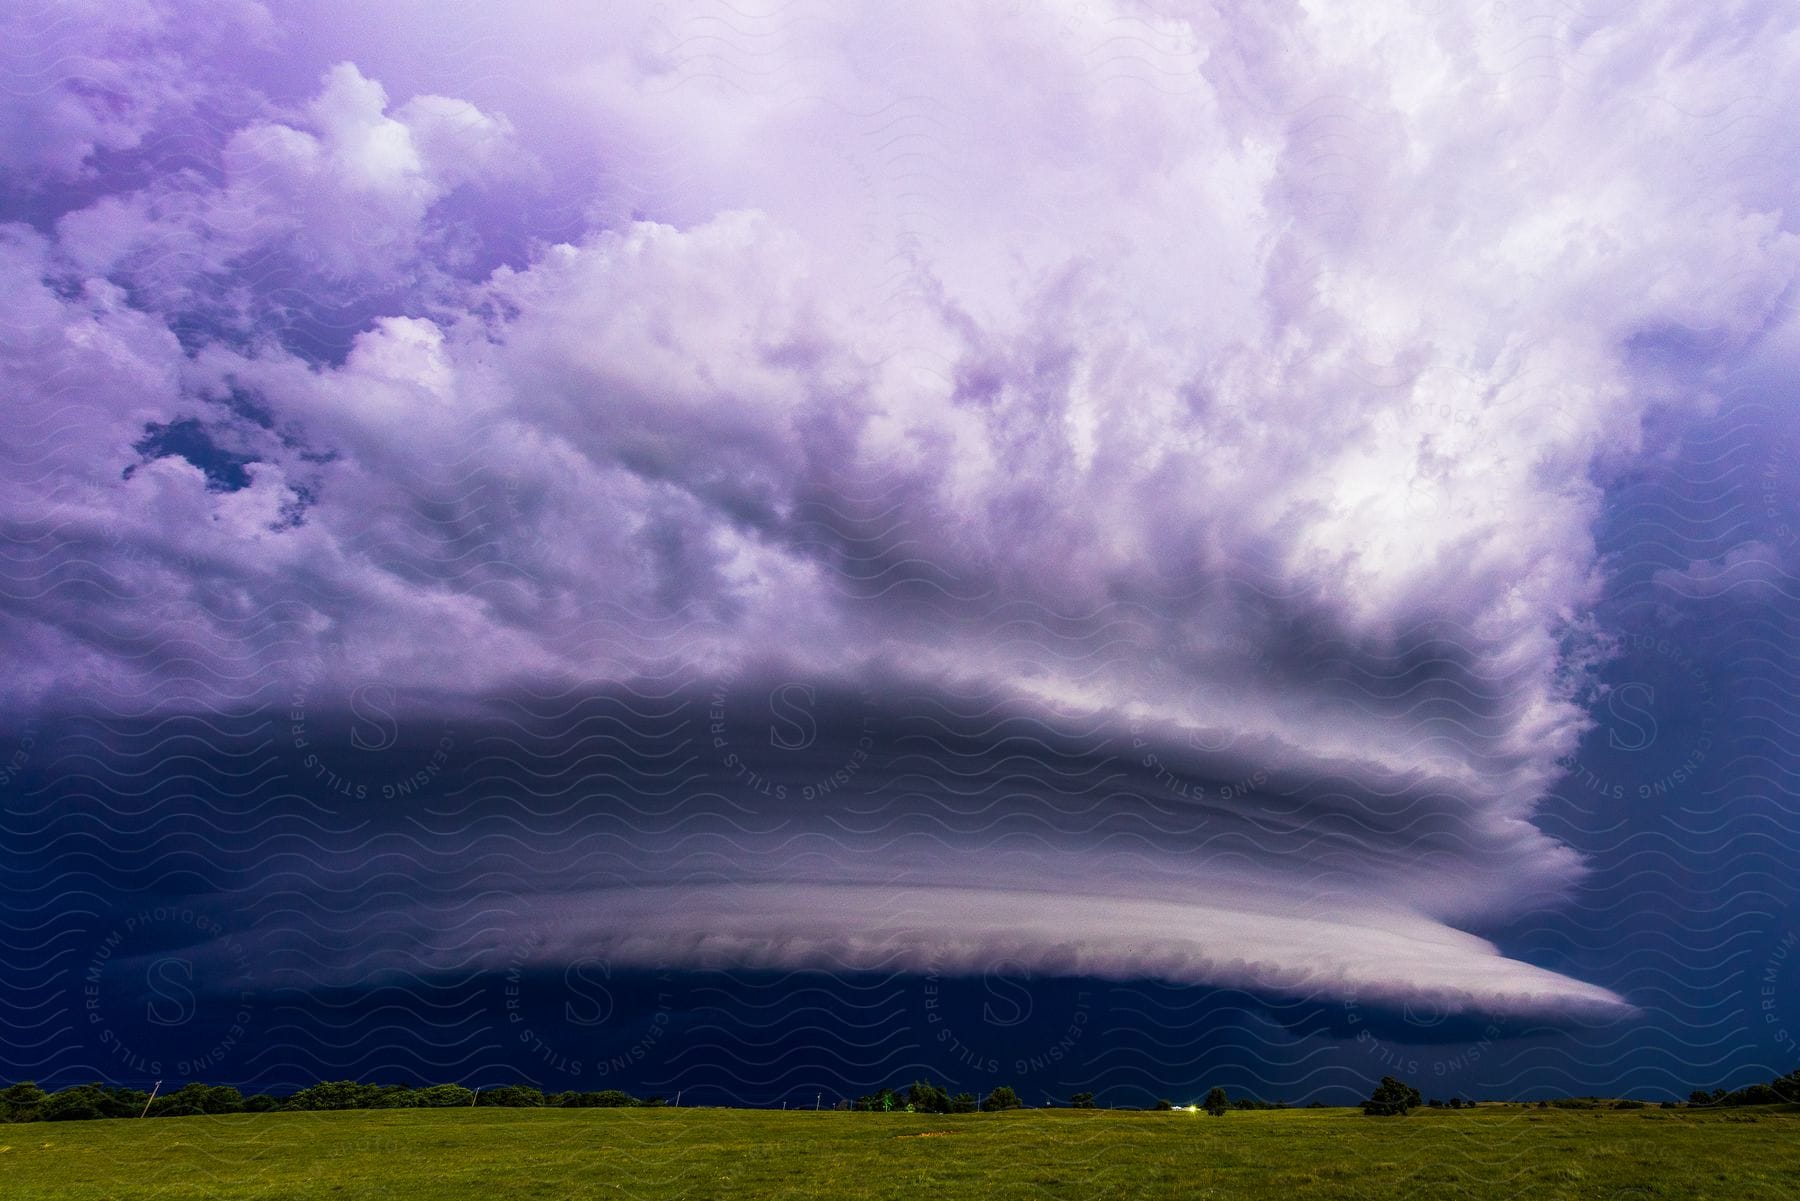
139;1080;162;1118
815;1093;821;1111
675;1090;682;1108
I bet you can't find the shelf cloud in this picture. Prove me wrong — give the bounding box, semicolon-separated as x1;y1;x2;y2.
5;0;1797;1021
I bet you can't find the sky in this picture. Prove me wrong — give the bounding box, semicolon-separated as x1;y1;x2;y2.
2;0;1799;1106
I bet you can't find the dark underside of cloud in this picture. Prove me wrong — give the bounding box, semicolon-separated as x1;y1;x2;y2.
6;685;1622;1020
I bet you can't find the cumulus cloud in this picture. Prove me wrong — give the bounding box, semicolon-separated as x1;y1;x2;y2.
214;62;522;276
5;0;1799;1016
48;58;524;348
0;0;274;182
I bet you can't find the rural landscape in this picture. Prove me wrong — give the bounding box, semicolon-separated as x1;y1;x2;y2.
7;0;1800;1196
6;1096;1800;1200
6;1072;1800;1198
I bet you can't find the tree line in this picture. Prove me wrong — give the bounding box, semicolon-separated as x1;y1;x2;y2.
0;1080;655;1122
4;1064;1796;1123
1685;1068;1800;1109
1352;1067;1800;1117
852;1083;1032;1112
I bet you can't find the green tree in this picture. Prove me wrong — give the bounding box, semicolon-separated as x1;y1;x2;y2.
1069;1092;1095;1109
1202;1086;1229;1116
40;1086;105;1122
905;1081;952;1115
366;1085;418;1109
413;1084;475;1108
151;1083;243;1117
981;1085;1022;1112
474;1084;544;1108
1154;1098;1174;1111
1;1081;46;1121
853;1087;900;1112
99;1087;149;1119
950;1092;978;1114
285;1081;383;1111
557;1089;639;1108
1362;1076;1422;1116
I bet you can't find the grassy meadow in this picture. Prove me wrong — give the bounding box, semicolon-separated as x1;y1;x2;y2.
5;1103;1799;1200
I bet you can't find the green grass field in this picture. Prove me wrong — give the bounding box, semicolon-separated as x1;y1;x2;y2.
6;1105;1799;1200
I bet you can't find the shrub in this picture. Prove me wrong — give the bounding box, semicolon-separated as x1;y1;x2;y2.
474;1085;544;1108
152;1084;243;1117
97;1088;149;1119
951;1092;978;1114
854;1088;900;1112
1154;1098;1174;1111
1362;1076;1422;1116
981;1086;1022;1112
286;1081;385;1111
1726;1083;1781;1106
413;1084;475;1108
1;1081;46;1122
39;1090;101;1122
556;1090;639;1108
33;1084;146;1122
367;1086;420;1109
1232;1096;1286;1110
905;1082;953;1115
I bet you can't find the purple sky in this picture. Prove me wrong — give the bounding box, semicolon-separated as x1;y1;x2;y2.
4;0;1799;1030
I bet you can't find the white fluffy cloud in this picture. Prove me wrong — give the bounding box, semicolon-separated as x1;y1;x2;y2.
217;62;521;276
52;59;523;320
0;0;274;180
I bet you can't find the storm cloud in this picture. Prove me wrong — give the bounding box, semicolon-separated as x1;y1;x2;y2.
6;0;1799;1030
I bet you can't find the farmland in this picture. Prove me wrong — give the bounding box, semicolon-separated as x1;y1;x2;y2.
6;1103;1800;1200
